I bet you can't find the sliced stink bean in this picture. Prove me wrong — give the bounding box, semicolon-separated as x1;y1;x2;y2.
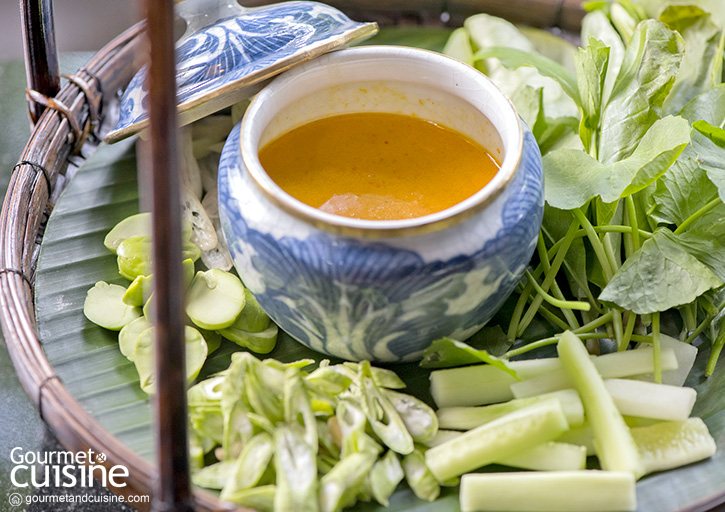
186;269;246;330
133;325;209;394
220;324;278;354
118;316;152;361
83;281;141;331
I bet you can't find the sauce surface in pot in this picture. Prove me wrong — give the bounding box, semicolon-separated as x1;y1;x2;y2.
258;112;500;221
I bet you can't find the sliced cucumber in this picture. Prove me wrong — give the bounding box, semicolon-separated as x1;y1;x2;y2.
604;378;697;422
83;281;141;330
133;325;208;394
460;471;636;512
635;334;698;386
557;423;596;456
497;441;587;471
220;324;278;354
511;346;678;398
118;316;152;361
437;389;583;430
632;417;717;475
186;269;246;330
509;357;563;379
425;398;569;482
557;331;644;478
429;364;518;408
427;431;585;471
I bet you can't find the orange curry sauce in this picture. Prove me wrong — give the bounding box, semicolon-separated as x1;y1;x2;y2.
258;112;500;221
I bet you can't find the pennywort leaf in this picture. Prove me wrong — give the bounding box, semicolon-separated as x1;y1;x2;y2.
599;20;684;164
420;337;518;377
651;145;720;226
544;116;690;209
680;84;725;126
660;5;725;114
575;38;610;154
461;14;577;120
582;10;625;101
442;27;475;66
599;229;723;314
543;149;606;210
472;46;580;107
673;202;725;282
691;122;725;202
611;115;691;199
611;2;638;43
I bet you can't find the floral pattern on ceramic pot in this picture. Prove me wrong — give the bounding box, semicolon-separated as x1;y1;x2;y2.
106;1;376;142
218;47;545;362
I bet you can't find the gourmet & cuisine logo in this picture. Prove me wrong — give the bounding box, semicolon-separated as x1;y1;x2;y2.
9;447;128;489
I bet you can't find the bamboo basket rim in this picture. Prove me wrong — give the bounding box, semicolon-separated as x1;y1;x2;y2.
0;1;602;511
0;17;237;512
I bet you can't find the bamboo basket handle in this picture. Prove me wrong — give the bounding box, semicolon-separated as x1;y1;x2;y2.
20;0;60;124
18;0;194;510
143;0;195;510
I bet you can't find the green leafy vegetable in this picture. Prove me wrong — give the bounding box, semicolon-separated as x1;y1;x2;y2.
543;116;690;209
599;21;684;163
659;5;725;114
420;337;517;375
600;229;722;314
472;46;580;106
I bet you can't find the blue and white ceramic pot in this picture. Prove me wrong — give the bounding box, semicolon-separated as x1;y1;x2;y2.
218;46;544;362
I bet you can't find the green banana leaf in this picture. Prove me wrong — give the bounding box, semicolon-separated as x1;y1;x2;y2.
34;28;725;512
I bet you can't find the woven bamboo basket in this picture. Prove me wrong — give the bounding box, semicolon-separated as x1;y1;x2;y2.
1;1;586;510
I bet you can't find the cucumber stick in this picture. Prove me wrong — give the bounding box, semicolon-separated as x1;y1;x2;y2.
511;346;678;380
460;471;636;512
632;417;717;474
437;389;584;430
557;331;644;478
429;364;518;407
604;378;697;421
497;441;586;471
557;423;596;456
425;398;569;482
634;334;698;386
426;431;586;471
511;346;678;398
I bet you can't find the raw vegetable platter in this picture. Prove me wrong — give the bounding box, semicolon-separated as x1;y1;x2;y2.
33;3;725;512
